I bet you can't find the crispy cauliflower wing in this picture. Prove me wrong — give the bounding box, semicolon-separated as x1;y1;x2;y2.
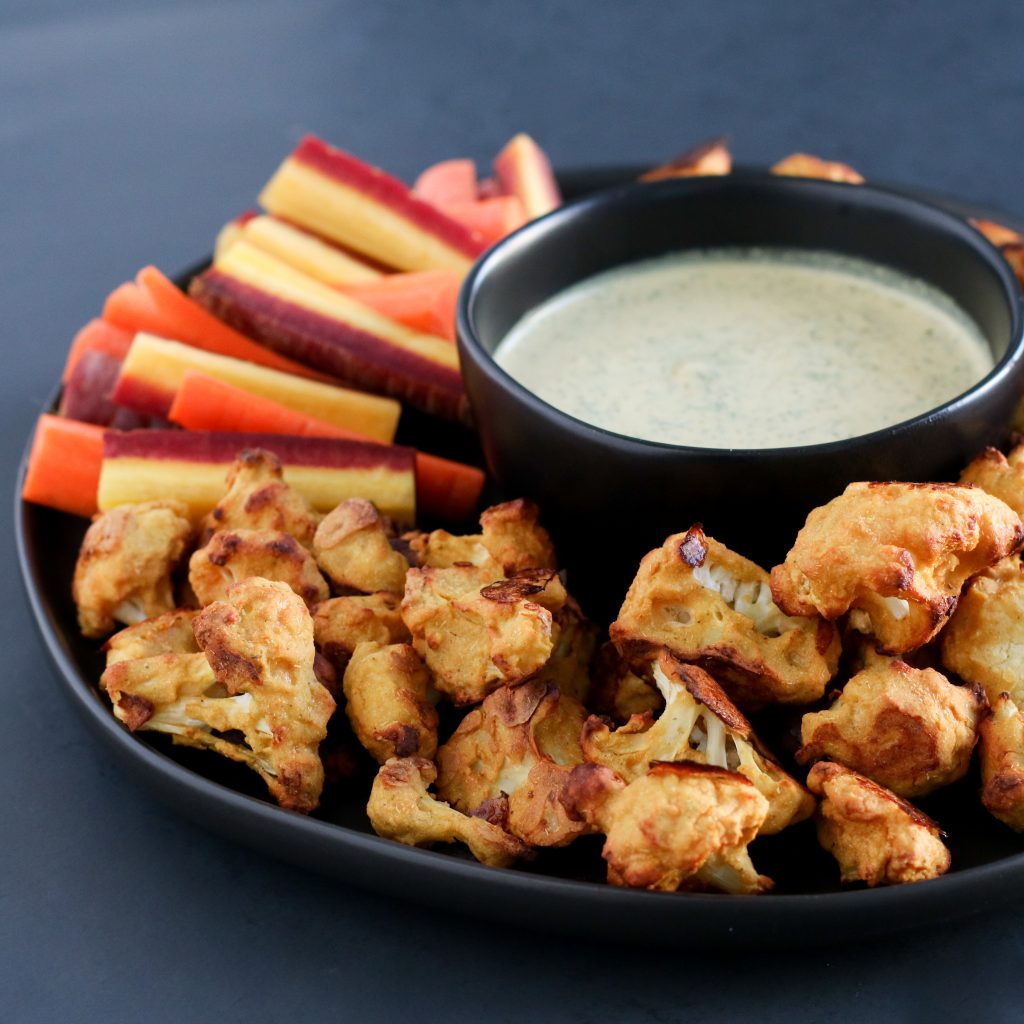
771;153;864;183
73;500;193;638
313;498;409;593
366;756;529;867
407;498;556;575
639;137;731;180
564;761;771;893
806;761;950;886
104;608;199;665
581;651;812;834
203;448;320;549
529;594;597;704
436;679;588;847
796;660;982;797
770;482;1024;654
590;642;662;724
342;641;438;763
401;564;561;705
312;592;410;670
189;528;330;609
960;444;1024;520
611;526;839;708
977;692;1024;831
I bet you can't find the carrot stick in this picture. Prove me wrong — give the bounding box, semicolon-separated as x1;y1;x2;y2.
443;196;527;246
169;371;484;520
412;159;478;207
338;270;460;342
22;414;105;518
62;319;134;384
103;266;331;382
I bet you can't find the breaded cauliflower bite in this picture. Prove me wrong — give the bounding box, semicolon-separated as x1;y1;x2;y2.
960;444;1024;518
312;593;410;670
203;448;321;549
797;660;982;798
611;526;839;708
104;608;199;665
366;756;529;867
189;528;330;609
313;498;409;594
73;500;194;638
770;152;864;183
401;564;562;705
581;651;812;834
770;482;1024;654
406;498;556;576
563;761;772;893
436;679;588;847
529;594;597;705
590;642;662;724
342;641;438;763
977;693;1024;831
806;761;950;886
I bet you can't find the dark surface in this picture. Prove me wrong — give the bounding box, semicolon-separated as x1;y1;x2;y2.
7;2;1024;1021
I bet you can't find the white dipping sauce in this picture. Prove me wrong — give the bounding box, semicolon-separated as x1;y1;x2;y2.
493;248;993;448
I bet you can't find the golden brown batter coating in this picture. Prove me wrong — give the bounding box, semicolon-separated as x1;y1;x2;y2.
771;153;864;183
189;528;330;609
563;761;771;893
796;660;982;797
770;482;1024;654
806;761;950;886
203;449;320;549
639;137;732;180
342;641;438;763
611;526;839;708
581;651;812;834
312;592;409;670
104;608;199;665
366;756;529;867
73;500;194;638
313;498;409;594
977;692;1024;831
960;444;1024;519
401;564;561;705
528;594;597;705
436;679;588;847
589;642;662;724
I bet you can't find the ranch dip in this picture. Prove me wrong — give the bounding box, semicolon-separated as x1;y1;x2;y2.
493;248;993;448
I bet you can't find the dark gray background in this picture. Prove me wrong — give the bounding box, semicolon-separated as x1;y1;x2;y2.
6;2;1024;1020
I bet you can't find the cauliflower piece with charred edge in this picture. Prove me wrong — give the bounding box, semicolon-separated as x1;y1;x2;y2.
367;756;529;867
978;693;1024;831
74;500;194;638
401;564;562;705
203;448;320;549
313;498;409;594
806;761;950;886
104;608;199;665
312;593;410;671
343;641;438;763
436;679;588;847
590;642;662;724
189;528;330;609
581;651;812;834
960;444;1024;519
611;526;839;709
770;482;1024;655
563;761;772;894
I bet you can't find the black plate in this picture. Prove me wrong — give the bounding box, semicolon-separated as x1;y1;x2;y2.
17;168;1024;948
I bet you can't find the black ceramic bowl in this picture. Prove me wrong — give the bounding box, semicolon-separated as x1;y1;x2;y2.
458;172;1024;616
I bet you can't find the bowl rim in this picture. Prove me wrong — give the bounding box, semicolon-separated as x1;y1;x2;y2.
457;169;1024;457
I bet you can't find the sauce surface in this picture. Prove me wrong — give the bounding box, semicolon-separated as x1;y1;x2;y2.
493;248;993;448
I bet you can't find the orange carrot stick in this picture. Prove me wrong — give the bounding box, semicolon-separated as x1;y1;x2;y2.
63;319;134;384
103;266;331;382
338;270;460;342
412;159;478;207
442;196;527;247
169;371;484;520
22;414;105;518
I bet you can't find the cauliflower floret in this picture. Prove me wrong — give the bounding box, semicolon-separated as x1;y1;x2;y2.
581;651;812;834
563;761;772;894
202;448;320;549
797;659;982;798
343;641;438;763
771;152;864;183
770;482;1024;655
366;756;529;867
639;137;732;181
959;446;1024;515
590;642;662;724
312;592;409;671
313;498;409;594
73;500;194;638
806;761;950;886
401;564;561;705
189;528;329;609
104;608;199;665
436;679;588;847
406;498;556;576
977;692;1024;831
611;526;839;708
528;593;597;705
